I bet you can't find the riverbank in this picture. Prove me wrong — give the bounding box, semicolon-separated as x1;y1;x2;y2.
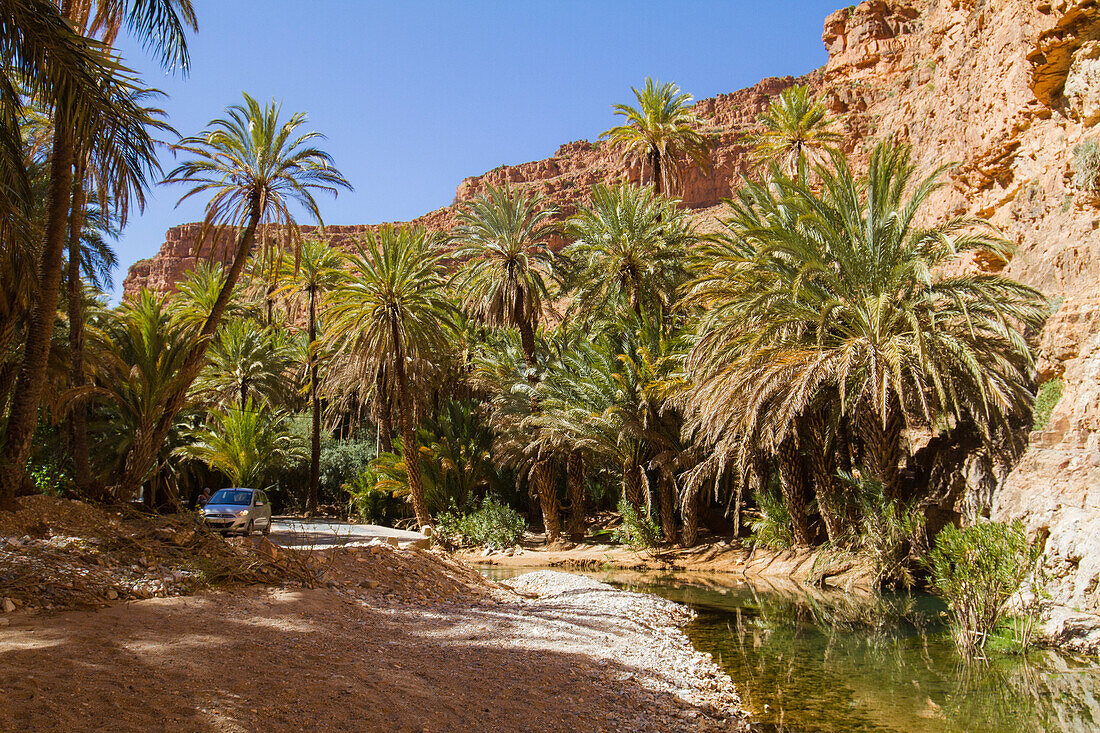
1;523;746;731
461;537;1100;655
459;536;878;590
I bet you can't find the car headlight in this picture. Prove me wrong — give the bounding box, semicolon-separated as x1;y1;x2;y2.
236;509;249;517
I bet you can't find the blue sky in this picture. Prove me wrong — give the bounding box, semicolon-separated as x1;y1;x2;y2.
112;0;841;298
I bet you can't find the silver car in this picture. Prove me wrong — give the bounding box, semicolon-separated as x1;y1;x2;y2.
201;488;273;535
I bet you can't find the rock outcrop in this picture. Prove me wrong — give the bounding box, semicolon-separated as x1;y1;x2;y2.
124;0;1100;625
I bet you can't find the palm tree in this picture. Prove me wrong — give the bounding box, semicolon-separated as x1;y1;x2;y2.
112;93;351;498
66;197;118;495
80;289;197;494
193;318;296;410
601;78;710;196
177;399;305;490
684;142;1047;529
747;84;841;182
451;186;557;376
563;183;694;322
274;236;345;514
0;7;185;498
326;225;453;528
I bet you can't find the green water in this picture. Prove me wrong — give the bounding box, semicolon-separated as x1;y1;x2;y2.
479;566;1100;732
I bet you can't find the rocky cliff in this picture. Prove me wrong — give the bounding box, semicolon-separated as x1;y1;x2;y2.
125;0;1100;627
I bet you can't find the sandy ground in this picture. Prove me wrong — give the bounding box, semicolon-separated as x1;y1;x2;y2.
0;544;747;733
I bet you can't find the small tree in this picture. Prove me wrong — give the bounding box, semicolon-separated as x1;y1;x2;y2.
927;521;1041;653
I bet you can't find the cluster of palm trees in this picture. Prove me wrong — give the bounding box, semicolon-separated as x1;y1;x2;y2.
1;14;1046;556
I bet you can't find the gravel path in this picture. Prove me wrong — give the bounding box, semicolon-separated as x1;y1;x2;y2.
1;547;746;732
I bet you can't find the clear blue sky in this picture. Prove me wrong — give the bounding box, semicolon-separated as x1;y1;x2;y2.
112;0;841;298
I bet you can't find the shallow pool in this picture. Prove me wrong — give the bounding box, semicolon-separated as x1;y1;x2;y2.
479;565;1100;733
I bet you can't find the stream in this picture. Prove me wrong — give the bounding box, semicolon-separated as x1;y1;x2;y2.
479;565;1100;732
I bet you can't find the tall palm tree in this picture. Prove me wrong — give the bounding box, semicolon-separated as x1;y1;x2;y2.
563;183;694;322
66;194;118;494
112;93;350;498
0;45;176;500
451;185;557;376
601;78;710;197
326;226;453;528
274;236;345;514
684;142;1047;520
747;84;841;182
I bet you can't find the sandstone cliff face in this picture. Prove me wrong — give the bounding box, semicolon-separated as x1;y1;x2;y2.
124;0;1100;619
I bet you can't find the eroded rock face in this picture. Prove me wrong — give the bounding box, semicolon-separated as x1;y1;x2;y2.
996;330;1100;615
122;0;1100;614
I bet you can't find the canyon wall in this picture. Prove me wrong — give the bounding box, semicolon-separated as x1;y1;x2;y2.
124;0;1100;623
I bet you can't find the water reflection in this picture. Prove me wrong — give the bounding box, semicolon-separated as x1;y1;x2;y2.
479;566;1100;733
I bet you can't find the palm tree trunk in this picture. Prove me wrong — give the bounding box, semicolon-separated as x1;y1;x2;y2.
0;362;17;420
650;146;662;196
659;470;678;545
858;400;903;501
680;479;700;547
397;390;429;528
114;194;264;497
534;458;559;544
566;448;586;542
516;313;538;376
777;436;814;546
806;411;846;545
67;159;92;495
0;120;75;500
307;287;320;515
622;457;643;509
738;451;767;538
391;320;430;528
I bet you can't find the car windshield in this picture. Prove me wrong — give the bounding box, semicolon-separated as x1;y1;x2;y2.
209;489;252;506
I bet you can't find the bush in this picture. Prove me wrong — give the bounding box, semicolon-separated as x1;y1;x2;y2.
1073;140;1100;193
927;520;1041;653
1031;378;1063;431
612;498;661;556
319;440;376;500
748;481;793;550
435;496;527;550
853;475;926;588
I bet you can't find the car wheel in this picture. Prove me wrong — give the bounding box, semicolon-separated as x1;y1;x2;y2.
261;518;271;536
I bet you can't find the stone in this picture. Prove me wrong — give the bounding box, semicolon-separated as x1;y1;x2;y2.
1;598;15;613
420;525;433;538
1065;40;1100;124
106;588;118;600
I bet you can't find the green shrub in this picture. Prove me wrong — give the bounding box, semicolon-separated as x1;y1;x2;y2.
927;520;1041;653
435;497;527;550
1032;378;1063;431
612;498;661;555
748;481;794;550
